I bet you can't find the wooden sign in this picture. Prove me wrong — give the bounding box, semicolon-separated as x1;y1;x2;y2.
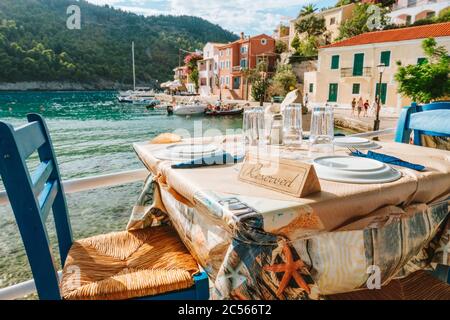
238;153;321;197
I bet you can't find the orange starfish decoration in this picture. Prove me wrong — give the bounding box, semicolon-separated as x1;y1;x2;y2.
263;243;311;297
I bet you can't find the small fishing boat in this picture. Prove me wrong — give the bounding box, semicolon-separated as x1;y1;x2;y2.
205;107;243;116
173;103;206;116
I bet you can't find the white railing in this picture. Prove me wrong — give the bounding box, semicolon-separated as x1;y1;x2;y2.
0;168;149;206
0;129;397;300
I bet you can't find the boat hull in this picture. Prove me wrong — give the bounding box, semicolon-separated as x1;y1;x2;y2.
173;105;206;116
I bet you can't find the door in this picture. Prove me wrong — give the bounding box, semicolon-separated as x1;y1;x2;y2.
353;53;364;76
375;83;387;104
233;76;241;90
328;83;338;102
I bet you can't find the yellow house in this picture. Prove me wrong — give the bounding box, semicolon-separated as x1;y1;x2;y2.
304;22;450;112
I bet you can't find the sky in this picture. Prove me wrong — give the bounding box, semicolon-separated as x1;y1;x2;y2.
85;0;338;35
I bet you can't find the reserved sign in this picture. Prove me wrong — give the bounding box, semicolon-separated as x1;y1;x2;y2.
238;153;321;197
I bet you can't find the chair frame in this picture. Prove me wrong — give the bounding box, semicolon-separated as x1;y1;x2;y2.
0;114;209;300
395;102;450;145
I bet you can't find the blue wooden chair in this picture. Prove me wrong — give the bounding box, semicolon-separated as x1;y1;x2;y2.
395;102;450;146
0;114;209;300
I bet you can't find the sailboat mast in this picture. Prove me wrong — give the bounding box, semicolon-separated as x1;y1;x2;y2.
132;41;136;91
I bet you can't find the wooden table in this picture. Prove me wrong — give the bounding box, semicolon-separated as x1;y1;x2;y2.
131;137;450;299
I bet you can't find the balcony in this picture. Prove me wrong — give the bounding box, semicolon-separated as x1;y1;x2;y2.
232;66;243;72
340;67;372;78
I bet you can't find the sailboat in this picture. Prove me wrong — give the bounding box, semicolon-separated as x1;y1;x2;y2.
118;42;159;105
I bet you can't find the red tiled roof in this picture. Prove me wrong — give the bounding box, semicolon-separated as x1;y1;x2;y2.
322;22;450;48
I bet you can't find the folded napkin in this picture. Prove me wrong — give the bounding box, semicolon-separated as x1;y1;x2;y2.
351;150;425;171
171;152;245;169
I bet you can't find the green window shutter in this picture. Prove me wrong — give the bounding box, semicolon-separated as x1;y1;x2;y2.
417;57;427;65
309;83;314;93
331;55;339;69
328;83;338;102
380;51;390;67
353;53;364;76
375;83;387;104
352;83;360;94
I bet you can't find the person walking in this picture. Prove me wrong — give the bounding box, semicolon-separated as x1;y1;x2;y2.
351;97;356;116
357;97;363;118
371;97;379;117
363;99;369;117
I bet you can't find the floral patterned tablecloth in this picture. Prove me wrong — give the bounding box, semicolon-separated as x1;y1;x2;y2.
128;137;450;299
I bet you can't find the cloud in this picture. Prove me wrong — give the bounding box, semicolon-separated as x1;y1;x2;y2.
85;0;333;34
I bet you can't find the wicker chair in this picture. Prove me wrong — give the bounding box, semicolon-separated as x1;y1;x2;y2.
0;114;209;300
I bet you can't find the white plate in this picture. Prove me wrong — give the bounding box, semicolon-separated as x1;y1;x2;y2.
334;137;370;145
154;143;221;161
313;156;402;184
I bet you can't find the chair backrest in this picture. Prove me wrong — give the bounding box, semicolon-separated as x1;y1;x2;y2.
0;114;72;300
395;102;450;145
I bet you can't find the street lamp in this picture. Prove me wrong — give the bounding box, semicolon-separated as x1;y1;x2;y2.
373;63;385;132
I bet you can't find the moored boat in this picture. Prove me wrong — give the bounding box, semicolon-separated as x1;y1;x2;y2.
205;107;243;116
173;103;207;116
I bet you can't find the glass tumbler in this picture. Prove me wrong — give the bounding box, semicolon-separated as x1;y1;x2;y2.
283;103;303;147
309;105;334;155
243;106;266;148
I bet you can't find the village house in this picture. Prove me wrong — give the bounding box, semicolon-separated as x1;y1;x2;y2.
303;22;450;112
197;42;224;97
388;0;449;25
218;33;277;100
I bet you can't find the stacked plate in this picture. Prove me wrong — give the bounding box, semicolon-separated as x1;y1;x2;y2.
154;143;223;161
313;156;402;184
334;137;380;150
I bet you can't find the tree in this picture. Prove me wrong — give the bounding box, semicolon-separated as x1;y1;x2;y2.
251;77;270;102
395;38;450;103
295;14;326;37
337;3;389;40
291;34;301;52
296;36;320;57
298;4;317;18
275;40;287;54
269;64;297;96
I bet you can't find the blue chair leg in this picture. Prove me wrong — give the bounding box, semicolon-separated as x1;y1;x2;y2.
194;272;210;300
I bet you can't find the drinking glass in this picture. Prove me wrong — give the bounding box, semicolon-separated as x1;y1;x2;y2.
309;105;334;155
243;106;266;148
283;103;302;147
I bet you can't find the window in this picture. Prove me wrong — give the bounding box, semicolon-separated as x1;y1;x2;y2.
331;55;339;69
330;17;336;25
309;83;314;93
352;83;360;94
233;77;241;89
426;11;435;19
214;62;217;70
220;51;224;57
226;60;230;69
417;57;427;65
226;48;230;56
380;51;390;67
405;15;412;25
226;76;230;86
240;59;247;68
353;53;364;76
261;38;267;45
241;45;248;54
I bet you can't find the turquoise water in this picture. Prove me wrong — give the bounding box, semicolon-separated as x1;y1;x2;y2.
0;91;243;289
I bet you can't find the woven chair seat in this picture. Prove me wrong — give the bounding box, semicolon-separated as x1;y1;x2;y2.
328;271;450;300
60;225;200;300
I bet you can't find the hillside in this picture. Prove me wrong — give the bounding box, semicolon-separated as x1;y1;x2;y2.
0;0;238;89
